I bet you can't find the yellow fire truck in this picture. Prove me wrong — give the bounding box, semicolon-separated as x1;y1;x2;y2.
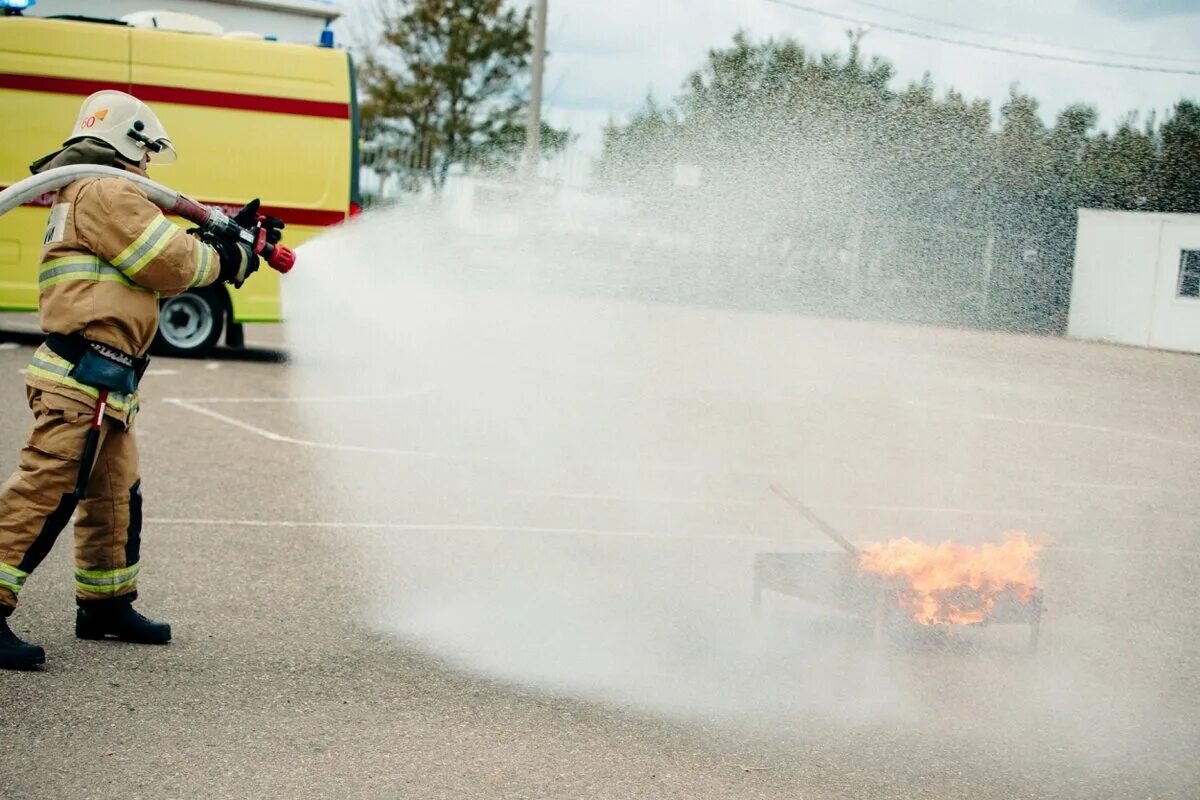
0;8;360;355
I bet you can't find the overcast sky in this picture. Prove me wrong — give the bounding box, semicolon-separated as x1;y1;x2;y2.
341;0;1200;155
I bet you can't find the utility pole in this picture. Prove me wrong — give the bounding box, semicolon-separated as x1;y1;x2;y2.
845;24;870;62
523;0;548;179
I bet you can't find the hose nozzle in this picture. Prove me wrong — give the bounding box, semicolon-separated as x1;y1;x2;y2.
262;242;296;274
202;208;297;275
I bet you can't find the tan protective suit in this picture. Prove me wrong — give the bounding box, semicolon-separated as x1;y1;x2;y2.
0;150;220;613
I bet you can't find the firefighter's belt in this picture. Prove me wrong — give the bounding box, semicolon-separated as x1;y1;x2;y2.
45;333;149;395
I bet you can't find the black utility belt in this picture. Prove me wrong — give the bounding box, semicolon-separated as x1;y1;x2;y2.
45;333;149;395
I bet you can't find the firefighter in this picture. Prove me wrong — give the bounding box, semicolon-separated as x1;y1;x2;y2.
0;91;278;670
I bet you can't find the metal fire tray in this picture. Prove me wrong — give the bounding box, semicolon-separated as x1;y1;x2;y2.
751;551;1044;650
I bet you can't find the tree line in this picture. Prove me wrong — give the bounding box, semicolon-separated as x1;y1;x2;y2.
356;10;1200;331
598;33;1200;331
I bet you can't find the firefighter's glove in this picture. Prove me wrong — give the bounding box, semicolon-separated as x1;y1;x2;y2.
232;199;261;228
233;198;285;246
209;236;259;288
262;216;285;245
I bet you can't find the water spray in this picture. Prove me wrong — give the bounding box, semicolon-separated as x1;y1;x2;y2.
0;165;297;273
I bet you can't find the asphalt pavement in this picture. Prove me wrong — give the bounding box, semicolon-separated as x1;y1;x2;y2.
1;306;1198;800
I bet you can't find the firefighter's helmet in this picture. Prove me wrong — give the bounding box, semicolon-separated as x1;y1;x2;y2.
65;90;178;165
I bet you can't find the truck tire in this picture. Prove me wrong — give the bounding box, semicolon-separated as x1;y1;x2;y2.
153;287;225;358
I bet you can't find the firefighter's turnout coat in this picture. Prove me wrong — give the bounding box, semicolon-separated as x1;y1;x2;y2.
0;144;220;612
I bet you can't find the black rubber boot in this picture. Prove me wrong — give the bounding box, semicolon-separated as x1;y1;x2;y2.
1;615;46;670
76;597;171;644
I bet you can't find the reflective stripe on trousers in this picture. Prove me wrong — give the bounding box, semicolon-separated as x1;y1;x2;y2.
75;563;140;595
0;563;28;595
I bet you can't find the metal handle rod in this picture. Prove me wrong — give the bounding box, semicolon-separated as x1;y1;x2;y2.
768;483;860;556
72;389;108;499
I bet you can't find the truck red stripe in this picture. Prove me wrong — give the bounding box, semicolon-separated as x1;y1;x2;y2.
0;72;350;119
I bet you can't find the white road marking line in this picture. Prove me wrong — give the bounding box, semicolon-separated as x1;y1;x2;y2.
510;491;1192;520
144;368;179;376
904;398;1199;449
1048;480;1189;492
163;397;750;474
204;362;220;370
163;398;1200;513
1131;403;1200;420
814;502;1192;519
173;386;436;404
975;411;1200;448
144;517;771;542
1009;476;1195;495
0;342;18;350
143;516;1200;556
164;398;505;461
508;490;755;507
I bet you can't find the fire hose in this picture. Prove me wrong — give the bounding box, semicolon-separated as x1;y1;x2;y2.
0;164;297;273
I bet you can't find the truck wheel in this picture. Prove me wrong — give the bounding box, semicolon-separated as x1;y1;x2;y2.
153;287;225;358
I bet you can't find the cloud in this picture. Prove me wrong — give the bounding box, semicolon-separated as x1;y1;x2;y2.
537;0;1200;155
338;0;1200;158
1083;0;1200;19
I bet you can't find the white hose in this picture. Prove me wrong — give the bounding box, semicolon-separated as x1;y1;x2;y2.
0;165;181;217
0;164;297;273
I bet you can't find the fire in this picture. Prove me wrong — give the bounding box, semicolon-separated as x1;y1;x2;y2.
856;532;1042;626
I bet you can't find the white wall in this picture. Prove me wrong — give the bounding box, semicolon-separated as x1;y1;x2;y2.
1069;208;1200;354
1150;217;1200;352
32;0;341;44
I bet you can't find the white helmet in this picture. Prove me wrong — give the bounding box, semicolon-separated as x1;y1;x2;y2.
65;90;178;165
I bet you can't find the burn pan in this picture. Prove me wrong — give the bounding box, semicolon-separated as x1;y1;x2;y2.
751;551;1044;652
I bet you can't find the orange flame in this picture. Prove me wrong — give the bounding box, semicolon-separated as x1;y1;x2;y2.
857;532;1042;626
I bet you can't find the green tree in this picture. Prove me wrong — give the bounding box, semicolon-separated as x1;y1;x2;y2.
1158;101;1200;212
598;95;680;192
599;31;1200;332
358;0;568;190
1077;117;1158;210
